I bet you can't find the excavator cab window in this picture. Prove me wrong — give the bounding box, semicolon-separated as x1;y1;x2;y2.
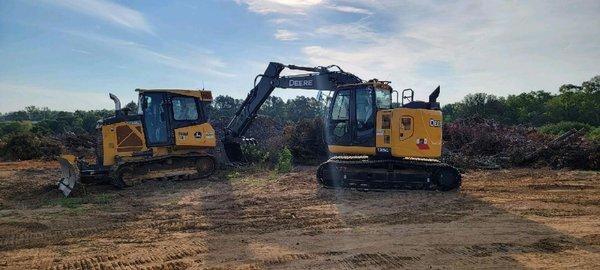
328;90;352;143
354;87;376;146
326;86;377;147
375;88;392;109
356;88;374;131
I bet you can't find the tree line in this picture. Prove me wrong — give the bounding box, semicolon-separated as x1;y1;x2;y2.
442;75;600;126
1;75;598;141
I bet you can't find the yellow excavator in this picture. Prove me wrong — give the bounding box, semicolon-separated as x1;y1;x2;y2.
57;89;217;196
224;62;461;190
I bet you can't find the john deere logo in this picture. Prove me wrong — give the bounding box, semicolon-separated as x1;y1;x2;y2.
289;79;313;87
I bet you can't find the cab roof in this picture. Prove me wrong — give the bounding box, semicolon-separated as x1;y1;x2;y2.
338;79;393;91
135;89;213;101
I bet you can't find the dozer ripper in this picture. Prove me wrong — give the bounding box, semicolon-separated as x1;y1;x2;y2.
224;62;461;191
57;89;217;196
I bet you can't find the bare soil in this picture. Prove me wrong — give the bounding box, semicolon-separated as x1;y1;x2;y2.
0;161;599;269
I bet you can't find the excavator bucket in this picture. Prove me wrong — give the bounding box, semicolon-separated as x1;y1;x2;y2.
57;155;80;197
223;140;245;163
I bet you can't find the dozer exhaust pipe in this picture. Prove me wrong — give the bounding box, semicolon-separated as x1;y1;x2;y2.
109;93;122;116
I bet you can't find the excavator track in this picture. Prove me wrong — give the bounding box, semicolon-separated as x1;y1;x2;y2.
112;154;216;188
316;156;461;191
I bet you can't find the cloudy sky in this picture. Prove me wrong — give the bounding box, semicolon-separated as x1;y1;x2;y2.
0;0;598;112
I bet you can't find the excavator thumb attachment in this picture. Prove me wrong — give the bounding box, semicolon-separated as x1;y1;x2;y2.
57;155;80;197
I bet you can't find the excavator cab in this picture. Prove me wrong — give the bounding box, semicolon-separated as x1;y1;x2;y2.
325;82;393;151
325;81;444;158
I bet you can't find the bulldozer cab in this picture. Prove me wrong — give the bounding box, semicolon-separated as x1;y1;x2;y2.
137;89;212;147
325;82;392;148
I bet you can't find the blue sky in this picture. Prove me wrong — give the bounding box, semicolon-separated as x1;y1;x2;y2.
0;0;599;112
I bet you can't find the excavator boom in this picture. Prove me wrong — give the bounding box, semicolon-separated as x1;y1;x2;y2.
224;62;361;161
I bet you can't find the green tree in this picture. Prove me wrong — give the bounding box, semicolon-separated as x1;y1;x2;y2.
284;96;325;122
124;101;138;113
211;95;242;119
259;96;286;120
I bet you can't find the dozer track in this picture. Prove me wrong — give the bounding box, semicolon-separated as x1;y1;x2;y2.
112;154;216;188
316;156;461;191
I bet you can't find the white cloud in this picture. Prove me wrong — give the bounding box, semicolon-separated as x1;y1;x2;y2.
298;1;600;102
235;0;371;15
0;81;111;113
274;29;300;41
327;5;372;15
42;0;153;33
316;22;378;40
62;30;234;78
235;0;323;15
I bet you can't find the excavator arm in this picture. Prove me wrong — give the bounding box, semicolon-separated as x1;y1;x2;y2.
224;62;362;161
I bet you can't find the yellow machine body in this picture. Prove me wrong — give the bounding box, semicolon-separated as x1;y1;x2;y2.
99;122;216;167
327;108;443;158
57;89;217;197
377;108;442;158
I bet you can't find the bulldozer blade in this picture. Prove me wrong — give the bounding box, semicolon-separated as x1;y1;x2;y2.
223;140;245;163
57;155;80;197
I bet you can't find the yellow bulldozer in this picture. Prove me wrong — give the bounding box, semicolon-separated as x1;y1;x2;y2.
57;89;217;196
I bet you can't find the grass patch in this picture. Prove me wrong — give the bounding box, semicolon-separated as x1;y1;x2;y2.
238;176;278;187
267;171;278;182
225;171;242;181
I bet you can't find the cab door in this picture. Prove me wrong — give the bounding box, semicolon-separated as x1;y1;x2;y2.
326;87;377;147
141;93;173;146
353;87;376;147
326;89;352;146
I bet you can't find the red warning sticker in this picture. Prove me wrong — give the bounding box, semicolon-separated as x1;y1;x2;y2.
416;138;429;150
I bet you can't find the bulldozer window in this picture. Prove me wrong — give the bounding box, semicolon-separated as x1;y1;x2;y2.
172;97;198;121
142;93;170;145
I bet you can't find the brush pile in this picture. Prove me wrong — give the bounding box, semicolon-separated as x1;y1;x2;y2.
9;114;597;171
442;117;599;170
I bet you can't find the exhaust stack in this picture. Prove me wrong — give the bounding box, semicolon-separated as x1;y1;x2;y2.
109;93;121;111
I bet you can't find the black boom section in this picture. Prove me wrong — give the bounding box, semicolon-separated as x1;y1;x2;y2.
225;62;362;139
226;62;286;138
223;62;362;162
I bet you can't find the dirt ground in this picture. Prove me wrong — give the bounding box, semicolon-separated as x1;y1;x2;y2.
0;161;599;269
